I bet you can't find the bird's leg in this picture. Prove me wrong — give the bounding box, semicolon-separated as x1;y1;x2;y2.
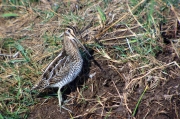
57;87;72;113
57;87;62;111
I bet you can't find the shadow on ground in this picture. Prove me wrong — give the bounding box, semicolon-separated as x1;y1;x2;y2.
28;45;180;119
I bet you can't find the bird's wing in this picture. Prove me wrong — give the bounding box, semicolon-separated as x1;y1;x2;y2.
41;50;73;85
42;51;69;78
31;51;71;90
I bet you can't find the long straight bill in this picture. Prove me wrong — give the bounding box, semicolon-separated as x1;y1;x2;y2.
69;34;91;57
74;37;91;57
65;27;91;57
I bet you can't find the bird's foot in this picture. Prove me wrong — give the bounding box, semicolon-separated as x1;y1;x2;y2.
61;105;72;113
57;88;72;113
58;99;72;113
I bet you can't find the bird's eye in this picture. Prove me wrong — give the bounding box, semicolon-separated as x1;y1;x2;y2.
67;29;71;32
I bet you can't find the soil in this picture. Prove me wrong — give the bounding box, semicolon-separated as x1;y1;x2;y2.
28;46;180;119
1;1;180;119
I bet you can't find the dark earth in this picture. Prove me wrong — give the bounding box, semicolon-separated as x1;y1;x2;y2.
28;45;180;119
0;1;180;119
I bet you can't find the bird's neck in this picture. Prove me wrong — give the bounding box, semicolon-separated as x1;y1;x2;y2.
64;40;81;58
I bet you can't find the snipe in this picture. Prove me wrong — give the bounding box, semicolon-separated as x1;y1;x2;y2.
32;26;89;111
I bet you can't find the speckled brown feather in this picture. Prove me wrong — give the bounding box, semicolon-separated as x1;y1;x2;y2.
32;27;83;91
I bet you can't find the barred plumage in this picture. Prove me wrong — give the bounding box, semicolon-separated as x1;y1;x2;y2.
32;27;87;111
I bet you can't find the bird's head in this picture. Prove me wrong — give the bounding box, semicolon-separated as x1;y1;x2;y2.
64;26;91;56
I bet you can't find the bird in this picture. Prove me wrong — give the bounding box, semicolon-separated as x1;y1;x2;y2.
31;26;90;111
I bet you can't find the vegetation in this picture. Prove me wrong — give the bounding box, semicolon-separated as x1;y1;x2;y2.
0;0;180;118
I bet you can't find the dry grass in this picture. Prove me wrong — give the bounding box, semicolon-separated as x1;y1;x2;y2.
0;0;180;118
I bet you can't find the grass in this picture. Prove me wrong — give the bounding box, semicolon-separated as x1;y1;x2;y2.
132;85;149;117
0;0;180;118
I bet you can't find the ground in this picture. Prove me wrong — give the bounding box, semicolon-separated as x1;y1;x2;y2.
0;0;180;119
28;48;180;119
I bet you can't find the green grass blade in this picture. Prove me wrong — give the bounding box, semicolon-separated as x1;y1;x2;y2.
0;114;4;119
132;85;149;117
97;6;106;23
14;42;30;62
1;13;19;17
